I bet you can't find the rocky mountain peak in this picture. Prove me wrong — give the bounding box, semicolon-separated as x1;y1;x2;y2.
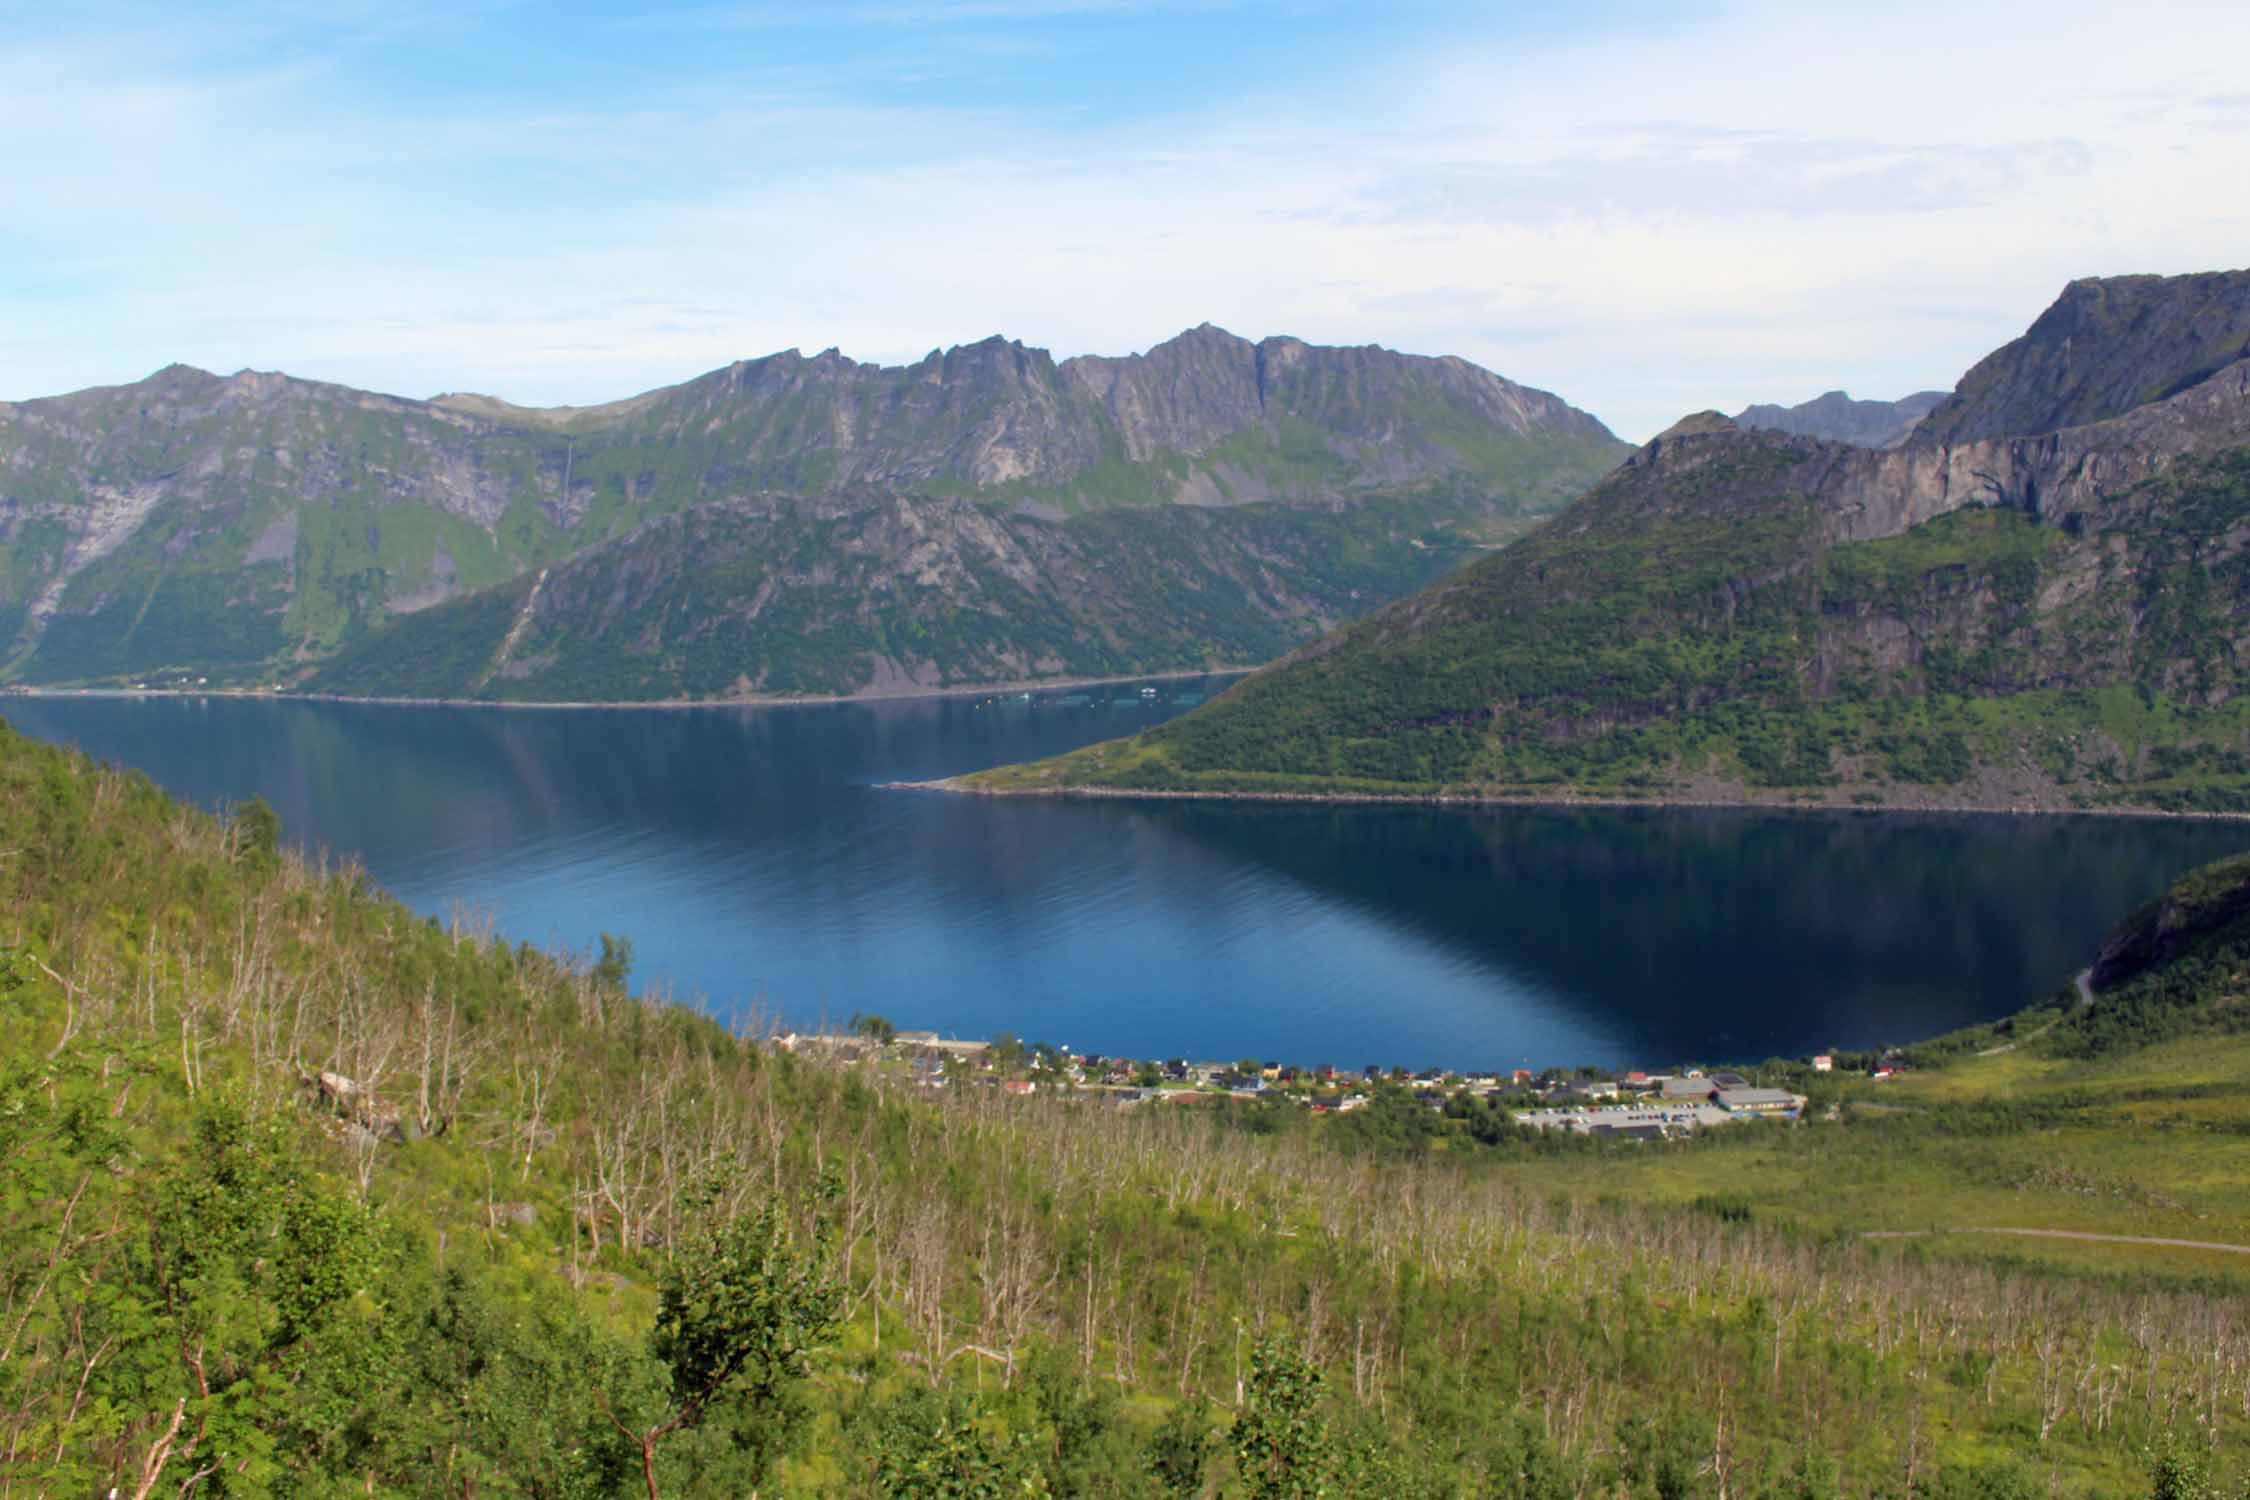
1736;389;1949;448
131;363;228;400
1652;410;1739;442
1170;321;1251;347
1917;268;2250;445
942;334;1052;377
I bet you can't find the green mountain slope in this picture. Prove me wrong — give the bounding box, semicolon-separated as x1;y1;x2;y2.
0;329;1626;695
969;271;2250;811
2068;849;2250;1053
306;488;1483;700
2;715;2246;1495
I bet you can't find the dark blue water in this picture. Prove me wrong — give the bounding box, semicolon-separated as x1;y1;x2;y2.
7;686;2243;1070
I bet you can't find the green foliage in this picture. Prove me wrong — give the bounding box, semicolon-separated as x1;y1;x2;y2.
2045;853;2250;1057
606;1167;845;1497
1920;1460;2039;1500
2147;1450;2249;1500
160;1103;386;1345
1234;1338;1337;1499
1326;1083;1446;1156
868;1389;1050;1498
305;572;539;699
1144;1399;1219;1496
229;795;283;869
596;931;636;991
984;444;2250;814
392;1269;638;1498
651;1171;844;1431
0;714;2243;1498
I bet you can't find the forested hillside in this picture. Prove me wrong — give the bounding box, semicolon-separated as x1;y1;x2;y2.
968;272;2250;811
1;717;2246;1496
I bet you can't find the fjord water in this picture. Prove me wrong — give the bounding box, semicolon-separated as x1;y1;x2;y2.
9;687;2243;1070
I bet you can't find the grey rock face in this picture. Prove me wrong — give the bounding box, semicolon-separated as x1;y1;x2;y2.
1917;269;2250;445
1060;324;1268;460
1649;410;1740;444
1636;273;2250;551
1057;324;1621;496
1629;356;2250;549
1736;390;1948;448
2090;869;2250;991
1817;356;2250;542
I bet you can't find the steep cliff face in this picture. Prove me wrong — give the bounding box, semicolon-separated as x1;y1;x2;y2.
980;272;2250;812
420;324;1622;514
2089;853;2250;992
1917;269;2250;444
1736;389;1947;448
607;338;1109;494
0;330;1627;690
1059;324;1618;484
1059;324;1269;460
1813;353;2250;542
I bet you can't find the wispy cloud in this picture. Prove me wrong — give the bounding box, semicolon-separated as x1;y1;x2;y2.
1;0;2245;440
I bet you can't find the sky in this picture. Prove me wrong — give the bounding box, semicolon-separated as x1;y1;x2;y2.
3;0;2246;440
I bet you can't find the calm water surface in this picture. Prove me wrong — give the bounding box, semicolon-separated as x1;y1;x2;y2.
9;686;2244;1070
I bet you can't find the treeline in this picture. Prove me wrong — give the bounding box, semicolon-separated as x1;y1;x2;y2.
1;718;2245;1497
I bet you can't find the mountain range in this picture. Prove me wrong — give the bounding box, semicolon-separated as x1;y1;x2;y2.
967;269;2250;814
1734;389;1948;448
0;327;1626;697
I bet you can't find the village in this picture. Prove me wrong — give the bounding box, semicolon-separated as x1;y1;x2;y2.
777;1018;1850;1141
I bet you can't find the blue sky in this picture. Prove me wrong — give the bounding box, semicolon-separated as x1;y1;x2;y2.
4;0;2245;439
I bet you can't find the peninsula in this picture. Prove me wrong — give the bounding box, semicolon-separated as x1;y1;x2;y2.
959;271;2250;817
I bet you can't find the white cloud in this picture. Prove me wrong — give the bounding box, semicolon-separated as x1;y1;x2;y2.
3;0;2246;440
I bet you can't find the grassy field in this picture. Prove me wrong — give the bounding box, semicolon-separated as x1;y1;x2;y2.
1481;1022;2250;1289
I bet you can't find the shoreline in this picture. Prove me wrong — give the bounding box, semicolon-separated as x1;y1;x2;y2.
895;777;2250;824
17;677;2243;826
0;664;1254;715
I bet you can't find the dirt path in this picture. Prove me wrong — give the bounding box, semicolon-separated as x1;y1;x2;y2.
475;567;548;692
1865;1227;2250;1255
1976;969;2093;1055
